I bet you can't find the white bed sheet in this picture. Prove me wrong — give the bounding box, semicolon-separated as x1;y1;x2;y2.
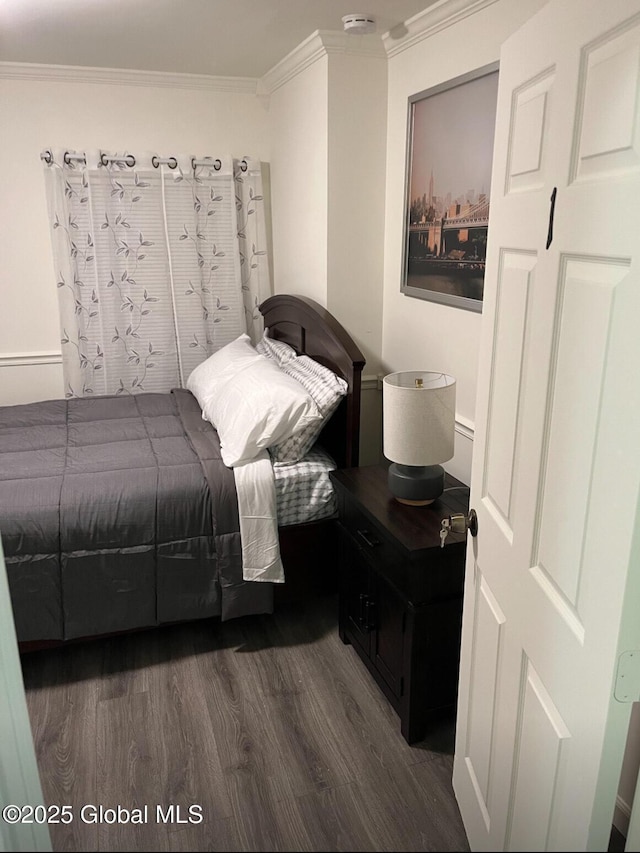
233;450;285;584
233;446;338;584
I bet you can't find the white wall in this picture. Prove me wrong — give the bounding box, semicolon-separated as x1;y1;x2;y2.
381;0;548;483
266;39;387;465
267;55;329;307
326;52;387;465
327;51;387;376
268;42;387;374
0;73;269;404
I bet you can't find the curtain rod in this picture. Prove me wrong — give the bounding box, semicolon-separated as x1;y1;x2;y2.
40;149;248;171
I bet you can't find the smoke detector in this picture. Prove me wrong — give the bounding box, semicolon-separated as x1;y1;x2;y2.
342;13;376;35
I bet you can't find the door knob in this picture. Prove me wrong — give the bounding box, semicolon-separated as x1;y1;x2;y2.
443;509;478;538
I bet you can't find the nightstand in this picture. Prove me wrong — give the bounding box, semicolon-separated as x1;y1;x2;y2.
330;464;469;744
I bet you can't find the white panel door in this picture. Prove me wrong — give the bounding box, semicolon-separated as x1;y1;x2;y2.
453;0;640;850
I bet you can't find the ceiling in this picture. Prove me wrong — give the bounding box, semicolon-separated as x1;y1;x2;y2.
0;0;436;79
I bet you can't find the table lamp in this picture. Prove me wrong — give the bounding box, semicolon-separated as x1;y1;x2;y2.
383;371;456;505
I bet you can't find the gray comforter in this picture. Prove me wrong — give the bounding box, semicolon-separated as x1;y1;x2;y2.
0;389;272;643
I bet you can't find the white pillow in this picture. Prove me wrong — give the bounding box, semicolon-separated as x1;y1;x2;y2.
187;334;261;402
186;334;322;467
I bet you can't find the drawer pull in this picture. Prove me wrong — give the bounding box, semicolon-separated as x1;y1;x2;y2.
357;593;376;632
359;592;367;627
364;598;376;632
357;528;381;549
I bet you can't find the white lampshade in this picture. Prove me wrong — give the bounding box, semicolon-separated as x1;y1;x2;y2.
383;371;456;466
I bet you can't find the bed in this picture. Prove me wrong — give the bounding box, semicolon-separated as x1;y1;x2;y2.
0;294;365;648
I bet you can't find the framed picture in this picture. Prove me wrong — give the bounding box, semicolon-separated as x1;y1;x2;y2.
401;62;499;312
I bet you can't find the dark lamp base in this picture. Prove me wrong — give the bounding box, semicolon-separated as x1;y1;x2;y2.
395;496;436;507
388;463;445;505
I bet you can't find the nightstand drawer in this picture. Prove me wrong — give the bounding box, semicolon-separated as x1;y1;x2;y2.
341;500;402;574
339;496;463;606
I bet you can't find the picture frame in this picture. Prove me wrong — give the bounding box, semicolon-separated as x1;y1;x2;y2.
401;62;500;312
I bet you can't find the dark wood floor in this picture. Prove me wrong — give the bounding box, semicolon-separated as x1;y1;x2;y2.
21;594;470;852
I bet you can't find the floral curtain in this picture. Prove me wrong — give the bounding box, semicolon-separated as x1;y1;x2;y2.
43;149;270;397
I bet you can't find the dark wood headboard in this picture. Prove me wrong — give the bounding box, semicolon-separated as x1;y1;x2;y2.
259;295;365;468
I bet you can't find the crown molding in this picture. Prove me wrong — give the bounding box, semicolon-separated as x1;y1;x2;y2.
259;30;326;95
383;0;500;58
0;61;259;94
259;29;386;95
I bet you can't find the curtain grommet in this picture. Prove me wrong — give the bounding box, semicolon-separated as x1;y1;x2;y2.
99;152;109;167
42;149;53;165
241;159;248;172
125;154;136;168
214;159;222;171
168;157;177;170
151;155;159;169
63;151;72;165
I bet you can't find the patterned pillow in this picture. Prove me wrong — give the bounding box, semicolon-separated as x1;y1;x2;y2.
269;355;348;464
255;329;297;366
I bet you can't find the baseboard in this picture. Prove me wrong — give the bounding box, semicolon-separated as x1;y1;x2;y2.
614;793;631;838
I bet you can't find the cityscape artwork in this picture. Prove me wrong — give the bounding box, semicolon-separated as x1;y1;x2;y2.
402;63;499;311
